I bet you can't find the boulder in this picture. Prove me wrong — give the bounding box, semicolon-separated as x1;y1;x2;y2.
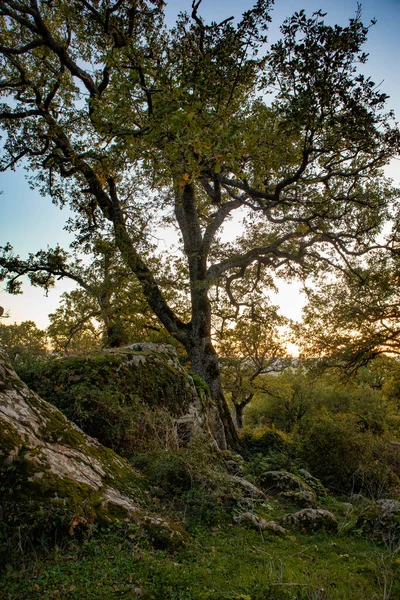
280;508;338;533
140;515;189;550
0;348;147;518
233;512;287;536
258;470;316;499
0;348;188;550
24;344;217;456
280;490;317;508
229;475;266;499
356;499;400;542
298;469;328;497
223;453;245;477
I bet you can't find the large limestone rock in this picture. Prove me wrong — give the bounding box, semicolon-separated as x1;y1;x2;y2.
0;348;191;553
23;344;217;456
258;470;313;493
280;508;338;533
0;348;148;518
258;470;317;507
233;512;287;536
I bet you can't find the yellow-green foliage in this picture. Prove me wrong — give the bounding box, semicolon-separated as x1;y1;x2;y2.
297;412;400;495
244;361;400;436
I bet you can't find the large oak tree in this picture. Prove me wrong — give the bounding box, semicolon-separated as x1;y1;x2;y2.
0;0;399;447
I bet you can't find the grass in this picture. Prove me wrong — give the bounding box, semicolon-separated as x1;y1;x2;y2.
2;512;400;600
2;440;400;600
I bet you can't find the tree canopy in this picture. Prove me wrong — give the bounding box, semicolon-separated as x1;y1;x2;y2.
0;0;399;447
0;319;48;369
296;251;400;372
0;238;169;350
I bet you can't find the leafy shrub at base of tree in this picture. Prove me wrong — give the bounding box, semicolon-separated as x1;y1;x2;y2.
240;427;292;456
239;427;298;476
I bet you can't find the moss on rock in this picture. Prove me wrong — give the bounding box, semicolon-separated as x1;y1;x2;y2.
356;499;400;542
0;348;198;563
0;348;150;521
258;470;315;496
141;515;190;550
280;508;338;533
24;345;210;456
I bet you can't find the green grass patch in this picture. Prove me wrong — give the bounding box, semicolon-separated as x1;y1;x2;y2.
2;517;399;599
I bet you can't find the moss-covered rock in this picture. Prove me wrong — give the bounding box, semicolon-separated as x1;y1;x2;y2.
356;499;400;542
280;490;317;508
258;470;315;497
280;508;338;533
141;515;190;550
0;348;195;562
23;344;213;456
297;468;328;497
233;512;287;536
0;348;149;521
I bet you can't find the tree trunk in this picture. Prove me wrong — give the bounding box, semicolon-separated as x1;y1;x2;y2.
173;183;239;450
98;294;130;348
234;402;245;429
111;183;239;449
103;318;131;348
188;338;239;450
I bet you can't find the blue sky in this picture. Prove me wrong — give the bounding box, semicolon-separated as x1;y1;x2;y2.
1;0;399;328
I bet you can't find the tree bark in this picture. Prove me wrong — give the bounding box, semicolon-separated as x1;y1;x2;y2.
107;182;240;448
187;337;239;449
98;293;130;348
233;402;244;429
173;183;239;449
232;393;254;429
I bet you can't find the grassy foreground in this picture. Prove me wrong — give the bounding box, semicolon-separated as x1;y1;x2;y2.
2;497;400;600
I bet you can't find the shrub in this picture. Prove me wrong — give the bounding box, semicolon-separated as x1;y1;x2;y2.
239;427;297;476
297;413;400;496
131;438;240;526
240;427;291;456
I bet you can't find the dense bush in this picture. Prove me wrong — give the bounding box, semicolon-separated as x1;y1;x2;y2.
297;413;365;492
239;427;298;475
297;413;400;496
243;361;400;436
240;427;291;454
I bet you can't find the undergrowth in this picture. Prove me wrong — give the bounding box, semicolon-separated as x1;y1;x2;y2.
2;517;400;599
3;430;400;599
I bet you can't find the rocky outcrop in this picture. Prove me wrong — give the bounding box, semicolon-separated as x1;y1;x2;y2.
233;512;287;536
0;347;192;553
23;344;217;456
356;499;400;542
258;470;317;504
258;470;313;493
280;490;317;508
229;475;266;499
0;348;149;518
